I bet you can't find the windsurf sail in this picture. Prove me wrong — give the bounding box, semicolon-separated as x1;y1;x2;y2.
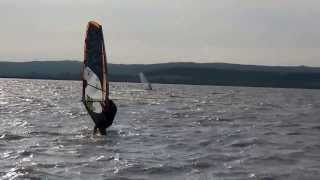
139;72;152;90
82;21;108;114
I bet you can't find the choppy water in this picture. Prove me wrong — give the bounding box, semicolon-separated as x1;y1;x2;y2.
0;78;320;180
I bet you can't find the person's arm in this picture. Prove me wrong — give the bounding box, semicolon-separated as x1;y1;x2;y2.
102;97;109;112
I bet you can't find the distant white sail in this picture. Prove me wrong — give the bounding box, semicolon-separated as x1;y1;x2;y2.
139;72;152;90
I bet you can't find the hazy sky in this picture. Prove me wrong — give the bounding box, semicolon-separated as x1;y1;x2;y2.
1;0;320;66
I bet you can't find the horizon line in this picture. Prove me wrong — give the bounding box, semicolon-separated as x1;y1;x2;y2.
0;59;319;68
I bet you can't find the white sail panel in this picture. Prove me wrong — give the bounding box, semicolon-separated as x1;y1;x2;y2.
83;67;102;113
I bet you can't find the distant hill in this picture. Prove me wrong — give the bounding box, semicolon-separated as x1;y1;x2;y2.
1;61;320;89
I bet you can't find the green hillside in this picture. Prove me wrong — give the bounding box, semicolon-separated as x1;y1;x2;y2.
1;61;320;89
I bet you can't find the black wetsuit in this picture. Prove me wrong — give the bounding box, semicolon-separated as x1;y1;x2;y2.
87;99;117;135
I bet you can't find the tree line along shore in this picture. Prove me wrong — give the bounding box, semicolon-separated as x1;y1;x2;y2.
1;61;320;89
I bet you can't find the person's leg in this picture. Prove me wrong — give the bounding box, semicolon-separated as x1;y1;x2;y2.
98;128;107;135
93;125;98;134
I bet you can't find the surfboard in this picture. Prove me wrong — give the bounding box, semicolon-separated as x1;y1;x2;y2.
82;21;108;114
139;72;152;90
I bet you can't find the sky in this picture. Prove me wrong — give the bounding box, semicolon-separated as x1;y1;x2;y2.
1;0;320;66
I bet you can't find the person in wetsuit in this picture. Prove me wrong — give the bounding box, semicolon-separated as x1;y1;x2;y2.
92;99;117;135
83;81;117;135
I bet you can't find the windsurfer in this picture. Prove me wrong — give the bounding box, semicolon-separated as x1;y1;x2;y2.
93;99;117;135
82;80;117;135
82;21;116;135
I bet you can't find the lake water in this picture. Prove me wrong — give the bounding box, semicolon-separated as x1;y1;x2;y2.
0;78;320;180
